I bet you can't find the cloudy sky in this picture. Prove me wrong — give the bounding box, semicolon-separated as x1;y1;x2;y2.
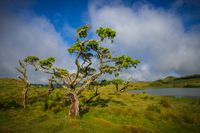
0;0;200;83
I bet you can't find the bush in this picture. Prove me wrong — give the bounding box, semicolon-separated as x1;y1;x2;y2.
43;90;68;113
44;99;54;110
52;105;63;113
0;98;21;110
160;99;171;108
147;104;161;113
142;95;148;99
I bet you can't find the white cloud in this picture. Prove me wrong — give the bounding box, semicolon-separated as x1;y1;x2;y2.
88;1;200;80
0;11;74;83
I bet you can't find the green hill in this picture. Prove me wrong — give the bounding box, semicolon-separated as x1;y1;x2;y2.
150;74;200;88
130;74;200;89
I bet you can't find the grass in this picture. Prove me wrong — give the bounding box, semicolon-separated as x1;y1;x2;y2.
0;78;200;133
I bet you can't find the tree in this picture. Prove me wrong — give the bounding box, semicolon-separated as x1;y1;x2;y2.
23;25;140;117
111;79;132;94
119;80;132;92
16;60;30;109
111;79;124;93
85;80;110;104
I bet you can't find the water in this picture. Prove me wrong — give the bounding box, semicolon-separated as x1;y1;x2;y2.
129;88;200;98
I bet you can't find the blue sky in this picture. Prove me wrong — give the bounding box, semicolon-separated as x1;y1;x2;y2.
32;0;199;32
0;0;200;82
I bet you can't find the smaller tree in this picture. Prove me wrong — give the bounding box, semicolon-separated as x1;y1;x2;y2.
119;80;132;92
86;80;109;104
111;79;132;94
16;60;30;109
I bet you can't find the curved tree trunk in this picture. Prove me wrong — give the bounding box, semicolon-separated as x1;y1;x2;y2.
69;93;79;117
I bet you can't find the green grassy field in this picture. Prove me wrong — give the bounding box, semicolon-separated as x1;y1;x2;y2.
0;78;200;133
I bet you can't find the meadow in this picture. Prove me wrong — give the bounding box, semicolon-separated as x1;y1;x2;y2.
0;78;200;133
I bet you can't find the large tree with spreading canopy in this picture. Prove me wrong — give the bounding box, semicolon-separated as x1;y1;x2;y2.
22;25;140;117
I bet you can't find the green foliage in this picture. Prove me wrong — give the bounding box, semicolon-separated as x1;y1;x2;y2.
54;68;68;77
99;80;110;86
67;43;81;54
99;46;111;59
113;56;140;69
0;98;21;110
114;73;119;77
39;57;55;69
89;80;110;88
86;40;99;50
111;79;124;85
76;25;90;38
96;27;116;41
24;56;39;64
43;90;68;113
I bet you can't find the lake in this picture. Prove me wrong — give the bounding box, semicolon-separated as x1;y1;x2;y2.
129;88;200;98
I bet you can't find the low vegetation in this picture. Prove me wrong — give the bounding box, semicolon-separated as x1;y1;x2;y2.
0;78;200;133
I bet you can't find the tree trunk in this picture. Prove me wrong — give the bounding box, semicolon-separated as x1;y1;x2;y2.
69;93;79;117
22;85;28;109
116;84;119;93
48;78;54;95
48;85;54;95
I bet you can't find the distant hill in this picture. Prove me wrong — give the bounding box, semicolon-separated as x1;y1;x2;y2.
150;74;200;88
131;74;200;89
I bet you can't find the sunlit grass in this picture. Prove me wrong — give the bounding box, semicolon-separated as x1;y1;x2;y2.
0;78;200;133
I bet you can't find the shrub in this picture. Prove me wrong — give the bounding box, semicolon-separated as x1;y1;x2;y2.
160;99;171;108
147;104;161;113
142;95;148;99
0;98;21;110
43;91;66;112
52;105;63;113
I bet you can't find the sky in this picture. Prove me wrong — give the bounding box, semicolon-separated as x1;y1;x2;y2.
0;0;200;83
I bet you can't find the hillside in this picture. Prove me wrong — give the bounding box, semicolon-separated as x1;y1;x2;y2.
132;74;200;89
150;74;200;88
0;78;200;133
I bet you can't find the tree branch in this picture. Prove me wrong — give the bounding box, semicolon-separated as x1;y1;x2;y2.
76;71;102;96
